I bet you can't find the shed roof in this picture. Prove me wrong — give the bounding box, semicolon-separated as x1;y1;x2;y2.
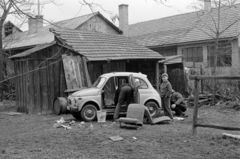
159;55;182;65
4;12;121;50
9;42;57;59
129;4;240;47
51;28;163;61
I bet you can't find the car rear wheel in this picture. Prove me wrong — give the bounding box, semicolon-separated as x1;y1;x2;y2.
145;101;159;117
80;104;98;122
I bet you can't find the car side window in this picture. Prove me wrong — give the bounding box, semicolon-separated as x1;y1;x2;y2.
135;78;148;89
116;76;129;88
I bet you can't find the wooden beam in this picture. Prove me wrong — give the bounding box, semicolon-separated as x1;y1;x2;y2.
196;124;240;131
156;61;160;92
200;65;203;94
164;64;167;73
192;79;200;135
190;75;240;80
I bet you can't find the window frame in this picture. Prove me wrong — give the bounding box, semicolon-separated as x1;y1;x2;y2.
182;46;203;62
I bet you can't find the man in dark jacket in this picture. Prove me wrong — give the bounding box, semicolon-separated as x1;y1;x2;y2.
113;83;133;121
170;91;187;117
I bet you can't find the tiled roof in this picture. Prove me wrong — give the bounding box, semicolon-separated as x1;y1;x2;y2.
9;42;56;59
4;12;121;50
51;29;163;61
129;5;240;47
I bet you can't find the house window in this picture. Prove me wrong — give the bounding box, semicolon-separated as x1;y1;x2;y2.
207;44;232;67
182;47;203;62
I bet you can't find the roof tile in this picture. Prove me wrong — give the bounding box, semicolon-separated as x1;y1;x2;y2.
129;5;240;46
51;29;163;61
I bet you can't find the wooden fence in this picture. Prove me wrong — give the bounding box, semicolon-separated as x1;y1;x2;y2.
188;67;240;96
190;75;240;134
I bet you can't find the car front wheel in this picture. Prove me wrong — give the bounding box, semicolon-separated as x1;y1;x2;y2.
145;101;159;117
80;104;98;122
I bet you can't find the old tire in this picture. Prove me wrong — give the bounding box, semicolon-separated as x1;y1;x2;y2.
72;112;81;120
80;104;98;122
145;101;159;117
53;97;68;115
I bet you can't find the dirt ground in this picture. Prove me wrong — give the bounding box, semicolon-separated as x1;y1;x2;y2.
0;101;240;159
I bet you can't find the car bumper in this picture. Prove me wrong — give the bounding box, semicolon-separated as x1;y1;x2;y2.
67;105;78;112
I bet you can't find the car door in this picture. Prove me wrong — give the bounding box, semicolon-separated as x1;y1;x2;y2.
134;77;151;104
102;77;116;107
128;74;140;103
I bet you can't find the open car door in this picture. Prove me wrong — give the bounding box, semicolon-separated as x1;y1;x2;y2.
128;74;140;104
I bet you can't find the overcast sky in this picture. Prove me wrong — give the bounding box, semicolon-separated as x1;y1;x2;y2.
14;0;200;30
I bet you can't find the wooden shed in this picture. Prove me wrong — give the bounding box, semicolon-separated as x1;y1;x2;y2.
10;28;164;114
10;42;91;114
51;28;164;89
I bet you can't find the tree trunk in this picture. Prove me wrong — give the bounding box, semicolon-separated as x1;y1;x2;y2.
212;34;219;104
212;1;221;105
0;22;3;101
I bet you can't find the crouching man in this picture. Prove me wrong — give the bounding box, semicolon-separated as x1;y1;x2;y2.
170;91;188;117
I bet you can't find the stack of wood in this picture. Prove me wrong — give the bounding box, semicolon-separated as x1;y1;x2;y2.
187;93;212;107
187;92;237;107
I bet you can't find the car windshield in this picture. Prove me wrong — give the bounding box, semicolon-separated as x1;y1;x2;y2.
92;77;107;88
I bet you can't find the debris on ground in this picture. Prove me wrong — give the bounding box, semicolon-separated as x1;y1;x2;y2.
89;124;93;130
54;117;73;130
173;117;184;121
53;123;72;130
109;136;124;141
69;120;75;125
101;124;108;127
133;137;137;140
187;92;239;108
56;117;66;124
223;133;240;140
3;112;23;116
80;121;85;124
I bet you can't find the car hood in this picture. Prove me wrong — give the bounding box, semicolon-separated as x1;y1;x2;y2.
70;87;100;97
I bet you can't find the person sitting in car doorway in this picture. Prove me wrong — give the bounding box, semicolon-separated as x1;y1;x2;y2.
170;90;188;117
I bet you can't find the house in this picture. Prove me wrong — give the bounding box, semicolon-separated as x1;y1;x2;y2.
128;0;240;70
3;12;122;55
9;28;163;114
2;21;22;38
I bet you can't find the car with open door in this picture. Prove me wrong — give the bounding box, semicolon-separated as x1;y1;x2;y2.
67;72;161;121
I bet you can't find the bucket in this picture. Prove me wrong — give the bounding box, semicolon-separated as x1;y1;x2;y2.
97;110;106;122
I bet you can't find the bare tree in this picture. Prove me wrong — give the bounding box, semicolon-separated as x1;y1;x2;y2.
0;0;58;101
189;0;240;102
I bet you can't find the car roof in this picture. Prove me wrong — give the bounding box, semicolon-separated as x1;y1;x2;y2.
101;72;147;78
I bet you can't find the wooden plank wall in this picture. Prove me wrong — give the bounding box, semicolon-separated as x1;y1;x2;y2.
88;61;126;84
88;60;157;88
126;60;156;88
14;45;71;114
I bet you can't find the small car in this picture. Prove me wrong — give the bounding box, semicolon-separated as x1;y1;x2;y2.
67;72;161;121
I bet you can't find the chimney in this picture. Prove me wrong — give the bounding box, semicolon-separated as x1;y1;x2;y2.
119;4;129;36
28;15;43;34
204;0;211;12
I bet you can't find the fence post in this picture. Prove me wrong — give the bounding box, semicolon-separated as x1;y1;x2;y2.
200;65;203;94
192;77;200;135
156;61;160;92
